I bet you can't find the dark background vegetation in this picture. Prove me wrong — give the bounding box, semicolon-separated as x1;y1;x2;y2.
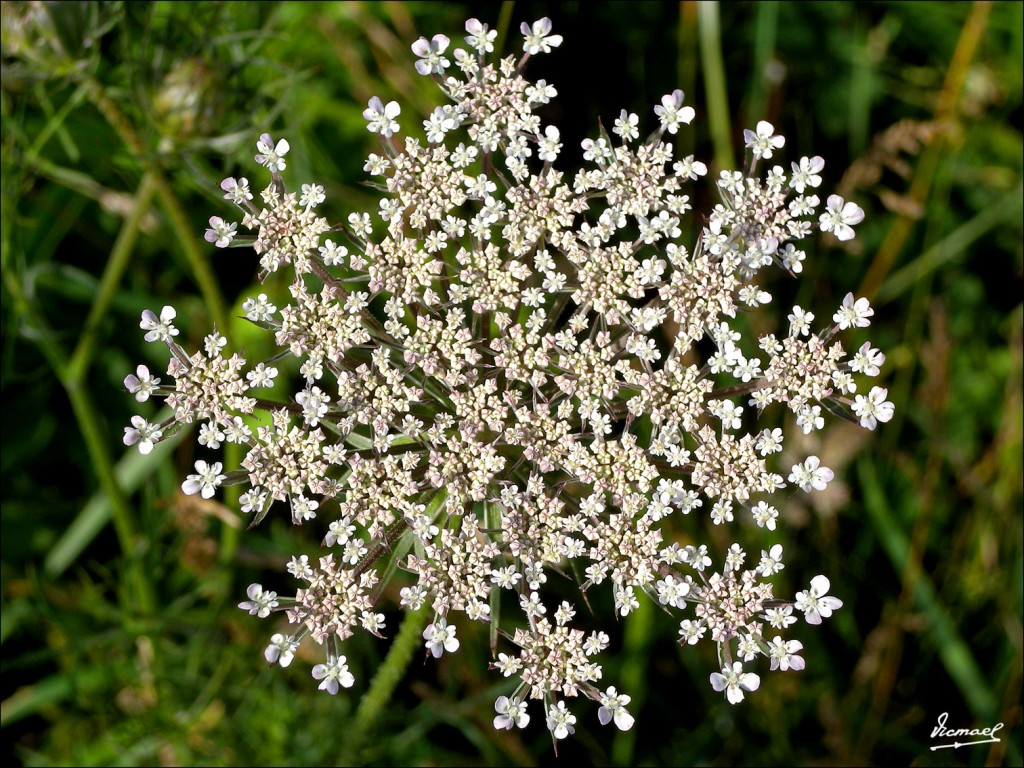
1;1;1021;765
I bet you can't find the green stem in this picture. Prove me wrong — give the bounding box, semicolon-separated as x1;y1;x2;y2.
697;1;734;173
67;172;159;382
338;607;429;766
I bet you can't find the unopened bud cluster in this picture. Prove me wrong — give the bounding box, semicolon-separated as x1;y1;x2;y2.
124;17;892;742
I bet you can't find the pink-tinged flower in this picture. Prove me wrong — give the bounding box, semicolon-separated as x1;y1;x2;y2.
423;618;459;657
411;34;450;75
795;575;844;624
833;292;874;329
237;583;278;618
598;687;635;731
520;17;563;55
744;120;785;159
139;305;178;343
768;637;805;671
654;89;695;134
852;386;895;430
819;194;865;240
204;216;237;247
788;455;834;492
123;365;160;402
255;133;289;172
363;96;401;137
123;415;162;454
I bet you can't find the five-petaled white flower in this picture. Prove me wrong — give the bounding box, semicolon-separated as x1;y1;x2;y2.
795;575;844;624
520;17;563;55
123;415;162;454
654;89;695;134
255;133;290;172
220;176;252;203
423;618;460;657
311;655;355;694
204;216;237;248
124;365;160;402
493;696;530;730
710;662;761;704
238;583;278;618
465;18;497;54
411;34;450;75
546;700;576;739
768;636;806;671
139;305;178;343
788;455;834;493
598;687;635;731
181;459;227;499
264;633;299;667
363;96;401;138
819;194;865;241
852;386;895;430
744;120;785;159
833;292;874;329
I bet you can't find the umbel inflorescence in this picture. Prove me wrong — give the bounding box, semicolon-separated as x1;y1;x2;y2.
125;17;893;741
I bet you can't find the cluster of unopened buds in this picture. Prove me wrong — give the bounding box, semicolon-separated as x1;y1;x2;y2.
124;17;893;743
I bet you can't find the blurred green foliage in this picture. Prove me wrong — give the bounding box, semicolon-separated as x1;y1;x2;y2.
1;1;1021;765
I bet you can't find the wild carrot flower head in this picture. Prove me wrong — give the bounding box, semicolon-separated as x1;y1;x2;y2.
126;16;889;744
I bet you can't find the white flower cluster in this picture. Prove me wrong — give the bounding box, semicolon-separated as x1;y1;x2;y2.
124;17;892;742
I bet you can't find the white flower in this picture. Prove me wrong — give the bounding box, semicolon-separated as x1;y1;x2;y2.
744;120;785;159
423;618;460;657
537;125;561;162
264;633;299;667
852;386;895;430
757;543;785;576
654;89;695;134
545;700;576;739
520;17;563;55
833;292;874;329
139;305;178;343
788;455;834;493
613;110;640;142
493;696;530;730
851;341;885;376
204;216;237;247
819;194;865;241
411;34;450;75
220;176;252;204
300;183;325;209
242;293;277;324
598;687;635;731
465;18;497;54
795;574;844;624
123;415;162;454
767;637;805;671
238;583;278;618
296;386;331;426
363;96;401;138
181;459;226;499
790;155;824;192
710;661;760;704
311;655;355;694
254;133;289;172
123;365;160;402
494;652;522;677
